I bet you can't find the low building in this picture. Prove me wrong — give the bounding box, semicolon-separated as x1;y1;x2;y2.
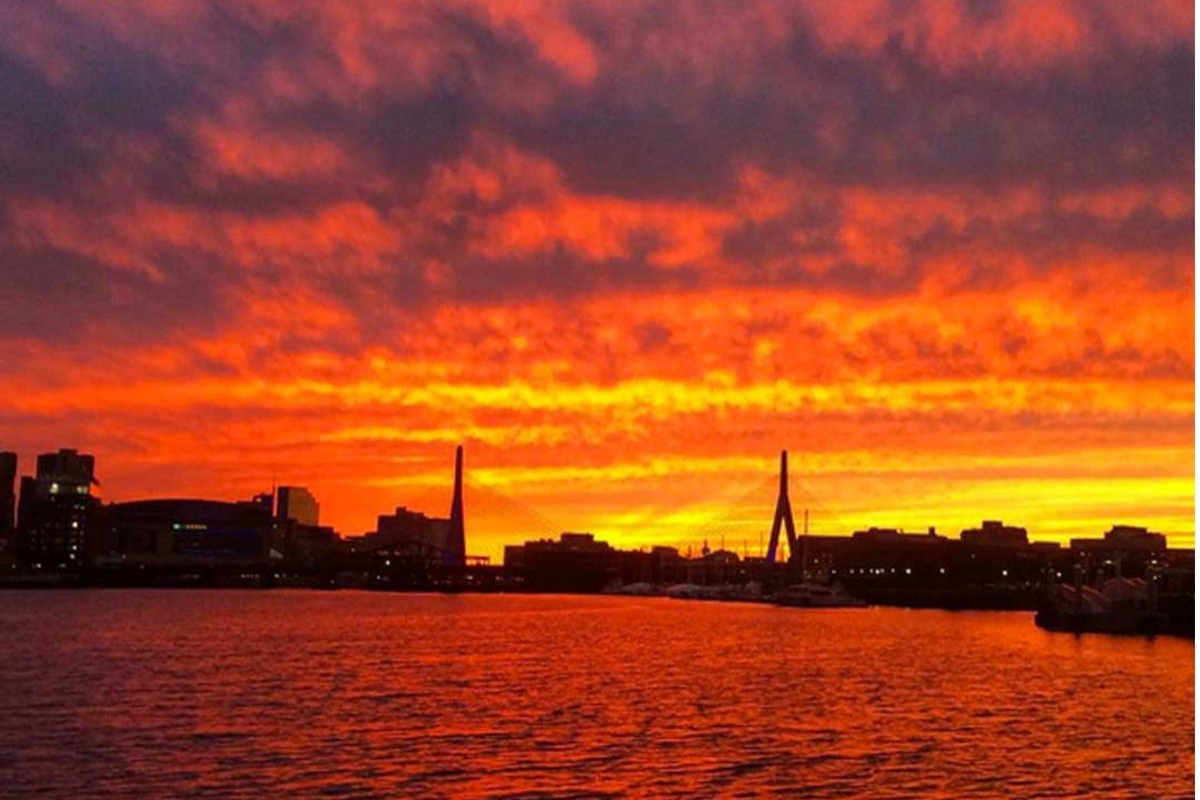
961;520;1028;547
368;506;453;561
505;532;615;592
852;527;946;545
1071;525;1167;554
239;492;274;516
108;499;272;566
272;518;340;568
686;548;743;585
503;543;527;570
650;545;687;584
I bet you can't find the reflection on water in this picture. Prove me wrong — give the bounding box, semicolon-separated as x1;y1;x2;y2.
0;591;1192;798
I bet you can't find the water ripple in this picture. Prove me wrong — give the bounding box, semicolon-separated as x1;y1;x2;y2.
0;591;1191;799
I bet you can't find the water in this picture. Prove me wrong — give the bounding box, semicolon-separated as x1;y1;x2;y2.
0;591;1191;799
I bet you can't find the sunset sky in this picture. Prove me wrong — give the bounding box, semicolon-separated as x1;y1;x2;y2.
0;0;1193;559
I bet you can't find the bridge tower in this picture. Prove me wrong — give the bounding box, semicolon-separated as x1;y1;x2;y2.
445;445;466;567
765;449;799;564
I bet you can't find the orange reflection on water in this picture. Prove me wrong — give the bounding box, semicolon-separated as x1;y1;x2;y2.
0;591;1192;798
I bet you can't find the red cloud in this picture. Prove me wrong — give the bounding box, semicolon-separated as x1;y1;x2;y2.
0;1;1191;557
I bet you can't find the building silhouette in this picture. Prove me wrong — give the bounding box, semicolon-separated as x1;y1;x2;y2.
16;448;98;569
852;526;945;544
371;506;453;559
276;486;319;526
504;532;614;592
242;492;273;516
1071;525;1167;554
0;451;15;551
961;520;1028;547
36;449;95;483
108;499;272;566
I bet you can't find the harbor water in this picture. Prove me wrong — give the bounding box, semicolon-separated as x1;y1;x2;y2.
0;591;1192;798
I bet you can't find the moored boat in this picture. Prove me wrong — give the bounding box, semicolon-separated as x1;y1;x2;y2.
773;581;867;608
1035;574;1166;636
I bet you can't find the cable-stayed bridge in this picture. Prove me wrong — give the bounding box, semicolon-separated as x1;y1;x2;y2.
391;446;842;567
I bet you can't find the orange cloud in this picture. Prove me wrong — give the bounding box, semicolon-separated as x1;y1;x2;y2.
0;0;1190;561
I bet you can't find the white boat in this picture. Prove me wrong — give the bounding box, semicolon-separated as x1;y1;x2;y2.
773;581;867;608
606;582;656;595
663;582;739;600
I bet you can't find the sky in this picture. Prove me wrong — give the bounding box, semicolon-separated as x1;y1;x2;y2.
0;0;1193;559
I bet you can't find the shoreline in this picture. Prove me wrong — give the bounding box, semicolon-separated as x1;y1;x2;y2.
2;577;1192;639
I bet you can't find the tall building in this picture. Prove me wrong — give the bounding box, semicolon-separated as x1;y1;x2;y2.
36;449;95;483
276;486;319;526
16;448;98;569
16;476;35;537
0;451;16;550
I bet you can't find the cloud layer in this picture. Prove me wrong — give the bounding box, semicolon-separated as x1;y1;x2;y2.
0;0;1193;556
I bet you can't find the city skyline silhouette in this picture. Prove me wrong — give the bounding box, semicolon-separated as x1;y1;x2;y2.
1;442;1187;568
